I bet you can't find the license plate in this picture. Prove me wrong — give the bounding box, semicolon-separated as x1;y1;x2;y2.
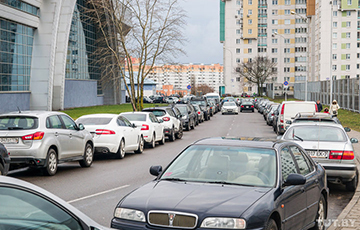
306;150;329;158
0;137;19;144
246;106;249;108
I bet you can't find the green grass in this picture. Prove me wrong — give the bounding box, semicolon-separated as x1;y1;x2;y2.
62;103;167;120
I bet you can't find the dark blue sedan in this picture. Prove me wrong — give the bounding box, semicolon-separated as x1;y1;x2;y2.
111;137;328;230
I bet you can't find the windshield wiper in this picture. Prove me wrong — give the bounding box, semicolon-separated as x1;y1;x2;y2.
206;181;254;187
161;178;187;182
7;127;24;130
293;135;303;141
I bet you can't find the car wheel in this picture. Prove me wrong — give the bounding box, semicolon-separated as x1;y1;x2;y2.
0;164;4;176
43;148;58;176
135;136;144;153
185;122;190;131
346;172;358;192
310;195;326;230
79;143;93;167
265;219;278;230
159;132;166;145
169;128;176;141
191;119;195;129
175;125;183;139
149;133;156;148
116;139;126;159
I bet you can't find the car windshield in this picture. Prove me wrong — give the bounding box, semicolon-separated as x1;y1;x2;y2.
284;126;347;142
191;100;206;106
161;145;277;187
0;116;38;130
121;114;147;121
76;117;112;125
224;102;236;106
242;102;253;105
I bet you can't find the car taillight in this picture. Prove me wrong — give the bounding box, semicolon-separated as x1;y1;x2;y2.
315;104;318;112
241;105;244;108
22;132;45;140
251;105;254;108
271;113;275;116
95;129;115;135
141;124;149;130
197;111;201;115
162;117;170;121
280;104;285;123
329;151;354;160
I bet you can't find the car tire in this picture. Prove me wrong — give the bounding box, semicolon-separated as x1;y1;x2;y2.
116;139;126;159
43;148;58;176
175;125;183;139
169;128;176;142
0;163;5;176
149;134;156;148
186;122;190;131
310;194;326;230
135;136;144;153
191;119;195;129
79;143;94;167
346;172;358;192
265;219;278;230
159;133;166;145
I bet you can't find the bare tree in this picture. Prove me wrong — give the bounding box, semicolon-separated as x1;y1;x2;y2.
235;56;277;96
89;0;186;111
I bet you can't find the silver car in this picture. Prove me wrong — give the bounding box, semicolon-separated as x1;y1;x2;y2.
0;111;94;176
282;123;358;191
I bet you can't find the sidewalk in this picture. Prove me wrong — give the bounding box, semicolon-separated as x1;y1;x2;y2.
328;130;360;230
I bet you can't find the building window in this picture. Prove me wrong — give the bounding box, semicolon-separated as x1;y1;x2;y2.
358;53;360;58
333;43;337;49
272;29;278;34
284;48;290;53
272;10;278;15
285;9;290;14
284;58;290;63
346;21;351;27
346;11;351;16
348;0;352;5
236;58;241;63
248;19;252;25
333;11;337;16
284;29;290;34
357;64;360;69
332;65;337;71
346;54;351;59
236;48;241;53
0;19;34;91
346;43;351;48
272;0;278;5
248;58;252;62
272;58;278;63
272;19;278;25
333;32;337;38
346;65;350;70
285;19;291;25
333;22;337;27
258;48;267;52
284;67;290;72
236;39;241;44
272;48;278;53
248;39;253;44
272;38;278;44
236;0;241;5
333;54;337;60
249;0;253;4
248;48;252;53
284;38;290;43
236;29;241;34
248;10;252;15
0;0;39;16
285;0;291;4
248;29;252;34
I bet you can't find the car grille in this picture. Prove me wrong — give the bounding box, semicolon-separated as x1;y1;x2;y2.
148;211;198;229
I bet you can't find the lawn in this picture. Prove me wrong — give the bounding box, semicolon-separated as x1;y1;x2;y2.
62;103;166;120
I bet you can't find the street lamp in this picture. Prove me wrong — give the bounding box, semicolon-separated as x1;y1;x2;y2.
291;10;309;101
223;46;235;94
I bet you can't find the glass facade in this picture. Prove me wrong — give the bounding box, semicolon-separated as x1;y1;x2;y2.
0;0;39;16
66;0;102;94
0;19;34;91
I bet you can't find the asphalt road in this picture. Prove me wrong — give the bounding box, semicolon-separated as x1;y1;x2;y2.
8;109;354;227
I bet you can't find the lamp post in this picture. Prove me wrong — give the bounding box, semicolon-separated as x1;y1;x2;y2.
291;11;309;101
329;1;333;104
223;46;235;94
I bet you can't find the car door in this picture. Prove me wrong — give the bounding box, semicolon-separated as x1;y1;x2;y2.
149;113;162;141
118;116;137;150
59;115;84;158
279;146;307;230
46;115;66;157
289;145;321;227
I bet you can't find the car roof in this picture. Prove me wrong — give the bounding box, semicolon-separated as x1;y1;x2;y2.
295;112;332;119
77;113;119;118
193;137;289;149
143;107;168;111
0;111;64;117
121;111;150;115
288;122;345;129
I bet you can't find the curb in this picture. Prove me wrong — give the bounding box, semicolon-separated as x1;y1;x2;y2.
327;130;360;230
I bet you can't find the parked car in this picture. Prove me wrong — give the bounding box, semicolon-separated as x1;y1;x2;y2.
76;114;144;159
0;143;10;175
282;122;358;191
143;96;153;103
121;112;165;148
111;137;328;230
149;95;166;103
0;111;94;176
291;112;341;125
165;97;179;104
207;98;220;113
267;104;281;126
221;101;239;114
192;104;204;123
166;106;186;130
0;175;112;229
142;107;183;141
240;101;255;112
190;97;211;121
275;101;317;135
174;104;197;131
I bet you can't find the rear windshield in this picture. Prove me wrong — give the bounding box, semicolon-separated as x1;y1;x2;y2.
293;119;336;123
146;110;166;117
224;102;236;106
242;102;253;105
284;126;346;142
76;117;112;125
121;114;147;121
191;100;206;106
0;116;38;130
177;106;188;115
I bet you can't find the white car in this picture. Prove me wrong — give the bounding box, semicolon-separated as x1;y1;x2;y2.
221;101;239;114
76;114;144;159
121;112;165;148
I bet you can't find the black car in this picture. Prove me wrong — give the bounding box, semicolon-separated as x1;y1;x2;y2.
190;97;211;121
0;143;10;175
174;104;197;131
240;101;255;112
111;137;328;230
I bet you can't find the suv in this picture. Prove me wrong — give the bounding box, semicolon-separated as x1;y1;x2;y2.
0;111;94;176
174;104;197;131
0;143;10;175
142;107;183;141
190;97;211;121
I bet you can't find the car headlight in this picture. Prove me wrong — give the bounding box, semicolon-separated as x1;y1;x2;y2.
200;217;246;229
114;208;146;222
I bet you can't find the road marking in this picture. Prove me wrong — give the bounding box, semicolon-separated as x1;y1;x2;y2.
67;185;130;204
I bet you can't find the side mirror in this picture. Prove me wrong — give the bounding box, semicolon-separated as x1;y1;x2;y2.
188;110;191;114
344;127;351;132
150;165;163;176
158;119;164;123
132;123;137;128
78;123;85;130
286;120;292;125
350;138;358;144
283;174;306;186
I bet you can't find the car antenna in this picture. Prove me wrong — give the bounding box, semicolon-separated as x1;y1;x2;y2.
17;106;21;113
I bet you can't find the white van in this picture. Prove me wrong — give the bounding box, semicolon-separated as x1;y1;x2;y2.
204;93;221;102
276;101;317;134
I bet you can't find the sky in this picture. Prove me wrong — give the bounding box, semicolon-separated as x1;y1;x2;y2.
177;0;223;65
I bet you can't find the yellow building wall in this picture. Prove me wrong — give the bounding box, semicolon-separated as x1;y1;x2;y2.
243;0;258;39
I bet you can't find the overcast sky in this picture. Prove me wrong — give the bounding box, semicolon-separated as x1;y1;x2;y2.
177;0;223;65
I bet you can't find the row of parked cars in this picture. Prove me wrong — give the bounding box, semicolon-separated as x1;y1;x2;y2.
256;98;359;191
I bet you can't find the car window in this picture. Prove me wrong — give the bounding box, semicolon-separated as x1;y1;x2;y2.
0;187;82;229
60;115;77;130
284;126;347;142
117;118;126;126
47;115;63;129
176;106;188;115
280;147;297;181
166;108;176;117
148;110;166;117
122;117;132;127
0;116;38;130
290;146;311;176
121;113;147;122
76;117;112;125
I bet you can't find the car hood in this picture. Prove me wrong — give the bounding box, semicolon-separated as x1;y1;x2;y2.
120;180;271;217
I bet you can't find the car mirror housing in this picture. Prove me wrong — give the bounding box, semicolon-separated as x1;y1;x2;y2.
158;119;164;123
150;165;162;177
350;138;358;144
283;174;306;186
132;123;137;128
344;127;351;132
78;123;85;130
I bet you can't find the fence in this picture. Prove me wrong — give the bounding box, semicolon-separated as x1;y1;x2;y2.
292;79;360;112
